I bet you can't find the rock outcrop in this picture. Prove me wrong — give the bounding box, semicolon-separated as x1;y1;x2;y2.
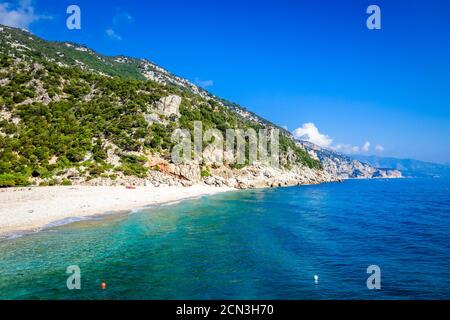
154;95;181;117
298;141;402;179
203;163;339;189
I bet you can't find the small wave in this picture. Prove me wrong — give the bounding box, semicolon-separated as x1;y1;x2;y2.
160;200;182;207
0;216;102;242
41;216;93;229
0;231;27;241
130;195;205;214
0;194;216;242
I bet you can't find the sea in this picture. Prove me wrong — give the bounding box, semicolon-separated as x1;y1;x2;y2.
0;178;449;299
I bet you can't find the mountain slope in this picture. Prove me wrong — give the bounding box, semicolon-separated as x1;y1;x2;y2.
0;25;275;126
0;25;334;188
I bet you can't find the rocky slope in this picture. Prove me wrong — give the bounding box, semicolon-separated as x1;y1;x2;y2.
299;141;402;179
0;25;401;189
0;25;338;189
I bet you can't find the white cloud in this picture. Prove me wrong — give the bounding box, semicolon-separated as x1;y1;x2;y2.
335;144;360;154
105;10;133;41
105;28;122;41
292;123;333;148
334;141;372;154
194;78;214;88
362;141;371;152
293;123;382;155
113;10;133;26
0;0;51;30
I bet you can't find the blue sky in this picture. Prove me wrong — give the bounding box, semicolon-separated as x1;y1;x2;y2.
1;0;450;163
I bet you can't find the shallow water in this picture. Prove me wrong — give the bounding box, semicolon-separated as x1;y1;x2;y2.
0;178;449;299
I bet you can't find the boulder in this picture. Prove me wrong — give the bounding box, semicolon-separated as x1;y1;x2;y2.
155;95;181;117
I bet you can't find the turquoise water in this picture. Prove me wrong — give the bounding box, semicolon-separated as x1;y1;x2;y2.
0;178;449;299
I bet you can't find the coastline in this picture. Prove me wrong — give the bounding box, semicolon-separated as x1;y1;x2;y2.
0;184;234;238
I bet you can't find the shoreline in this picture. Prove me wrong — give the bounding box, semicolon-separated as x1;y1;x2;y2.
0;178;404;240
0;184;234;238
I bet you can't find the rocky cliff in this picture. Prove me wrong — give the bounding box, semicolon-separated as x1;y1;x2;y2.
298;141;402;179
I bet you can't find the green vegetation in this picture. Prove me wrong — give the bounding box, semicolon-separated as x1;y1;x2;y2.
201;168;211;178
0;173;29;187
61;179;72;186
0;57;160;186
279;135;322;170
117;154;148;178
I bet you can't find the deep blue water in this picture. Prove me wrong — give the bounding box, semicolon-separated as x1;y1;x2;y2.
0;178;449;299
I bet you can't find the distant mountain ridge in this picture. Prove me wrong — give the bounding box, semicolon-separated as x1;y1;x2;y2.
353;155;450;178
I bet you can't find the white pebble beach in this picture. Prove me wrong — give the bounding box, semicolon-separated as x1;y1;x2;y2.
0;185;234;237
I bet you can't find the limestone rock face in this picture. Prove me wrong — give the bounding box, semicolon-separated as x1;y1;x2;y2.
372;169;403;178
168;163;201;182
206;163;340;189
143;113;160;125
154;95;181;117
146;154;201;182
299;141;402;179
203;145;224;165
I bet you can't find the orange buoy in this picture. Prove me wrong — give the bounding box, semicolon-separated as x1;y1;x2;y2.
101;282;106;290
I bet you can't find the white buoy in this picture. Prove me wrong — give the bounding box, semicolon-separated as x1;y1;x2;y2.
314;275;319;284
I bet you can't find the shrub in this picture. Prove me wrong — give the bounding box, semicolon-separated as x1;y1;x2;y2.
118;154;148;178
0;173;29;187
201;169;211;178
61;179;72;186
